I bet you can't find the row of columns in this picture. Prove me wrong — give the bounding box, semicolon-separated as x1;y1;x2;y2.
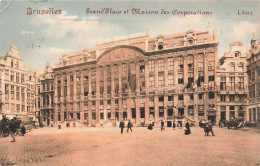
53;52;216;126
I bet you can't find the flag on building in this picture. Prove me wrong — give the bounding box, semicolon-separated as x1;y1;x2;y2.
185;77;193;89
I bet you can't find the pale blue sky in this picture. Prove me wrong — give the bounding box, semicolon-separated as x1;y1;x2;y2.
0;1;259;72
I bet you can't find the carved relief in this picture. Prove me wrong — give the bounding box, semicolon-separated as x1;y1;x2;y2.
98;47;146;64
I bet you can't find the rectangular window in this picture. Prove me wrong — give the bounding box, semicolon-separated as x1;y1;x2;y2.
100;113;104;120
140;108;145;118
229;77;235;90
107;112;111;119
220;77;226;90
229;95;235;101
220;95;226;101
92;112;96;120
168;75;173;85
168;96;173;101
131;108;136;118
100;100;103;105
149;77;155;88
149;60;155;73
107;100;111;105
209;92;215;99
159;96;164;102
159;107;164;117
168;57;174;70
209;76;214;82
16;87;20;100
158;75;164;87
199;93;203;100
190;94;194;100
238;77;244;90
158;59;164;71
188;105;194;116
198;105;204;116
178;95;183;100
178;78;183;84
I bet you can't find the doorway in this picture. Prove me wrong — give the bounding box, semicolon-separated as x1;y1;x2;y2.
167;121;172;127
221;112;226;120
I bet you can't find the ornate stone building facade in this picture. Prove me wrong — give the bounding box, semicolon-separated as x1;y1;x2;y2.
216;42;247;122
0;45;39;120
38;62;54;126
51;29;219;127
247;36;260;124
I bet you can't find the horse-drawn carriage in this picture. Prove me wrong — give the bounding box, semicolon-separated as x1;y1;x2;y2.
226;117;245;130
0;117;22;137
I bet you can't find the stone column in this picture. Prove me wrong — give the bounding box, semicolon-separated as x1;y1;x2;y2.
135;62;140;94
164;58;168;87
154;60;158;88
183;55;188;86
127;97;131;120
118;64;123;120
96;68;100;124
145;97;149;125
88;71;92;124
103;66;107;121
80;71;84;123
73;72;77;119
154;96;159;122
164;96;168;121
54;74;59;123
135;97;140;125
111;65;115;121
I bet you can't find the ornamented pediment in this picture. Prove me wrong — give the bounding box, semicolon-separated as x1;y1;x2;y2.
184;30;197;46
97;45;146;64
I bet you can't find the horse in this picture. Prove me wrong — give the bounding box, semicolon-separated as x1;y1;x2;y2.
227;119;239;130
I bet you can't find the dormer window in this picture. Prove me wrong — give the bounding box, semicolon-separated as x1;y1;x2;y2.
187;39;194;46
158;44;163;50
235;52;240;57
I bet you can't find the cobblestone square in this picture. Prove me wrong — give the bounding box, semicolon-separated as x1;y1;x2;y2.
0;127;259;166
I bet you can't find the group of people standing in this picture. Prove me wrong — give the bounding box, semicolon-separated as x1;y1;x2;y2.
119;119;215;137
119;120;132;134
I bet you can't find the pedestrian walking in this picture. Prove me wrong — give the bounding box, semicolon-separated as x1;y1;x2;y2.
161;120;165;131
127;120;132;132
172;121;176;129
185;121;191;135
9;119;17;142
119;120;125;134
204;122;209;136
208;120;215;136
218;120;222;128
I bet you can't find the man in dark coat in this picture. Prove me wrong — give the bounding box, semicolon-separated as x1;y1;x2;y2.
185;121;191;135
172;121;176;129
161;120;165;131
127;120;132;132
9;119;17;142
208;120;215;136
119;120;125;134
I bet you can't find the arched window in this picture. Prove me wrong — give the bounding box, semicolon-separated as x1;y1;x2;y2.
230;63;235;71
17;61;19;68
11;60;13;67
238;63;244;72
